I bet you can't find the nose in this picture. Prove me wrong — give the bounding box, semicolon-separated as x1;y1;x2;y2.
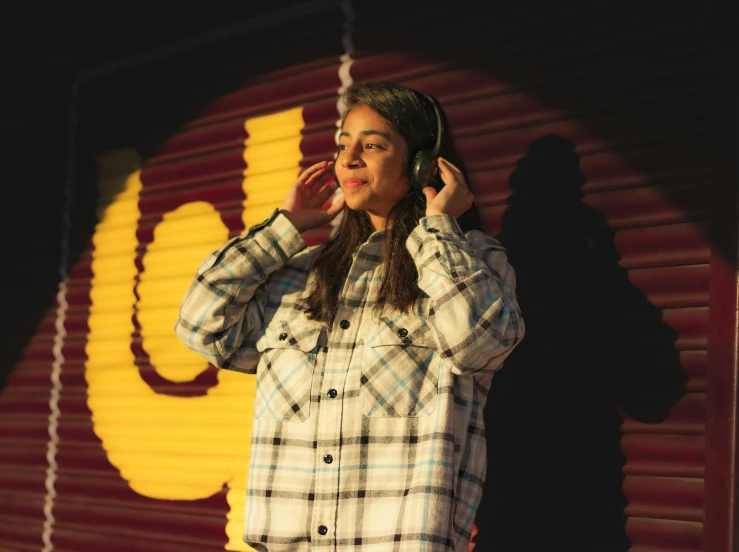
341;142;364;168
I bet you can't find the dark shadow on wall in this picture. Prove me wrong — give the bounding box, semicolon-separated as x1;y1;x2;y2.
473;135;687;552
0;78;70;391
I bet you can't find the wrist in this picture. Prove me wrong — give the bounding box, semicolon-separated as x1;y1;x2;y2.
425;210;447;218
279;209;303;233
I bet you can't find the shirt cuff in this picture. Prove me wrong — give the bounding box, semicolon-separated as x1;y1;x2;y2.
253;208;307;260
204;208;306;271
406;214;465;255
419;214;465;236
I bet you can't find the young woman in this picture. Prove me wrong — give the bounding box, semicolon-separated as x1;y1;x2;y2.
175;82;524;551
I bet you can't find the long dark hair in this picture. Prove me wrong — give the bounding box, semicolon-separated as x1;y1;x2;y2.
302;81;482;327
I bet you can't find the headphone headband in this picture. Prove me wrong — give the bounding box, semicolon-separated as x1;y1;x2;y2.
411;94;445;187
425;94;444;160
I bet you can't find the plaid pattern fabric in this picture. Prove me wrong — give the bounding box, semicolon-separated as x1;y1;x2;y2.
175;209;524;551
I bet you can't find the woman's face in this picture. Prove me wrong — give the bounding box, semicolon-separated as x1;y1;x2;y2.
335;105;410;230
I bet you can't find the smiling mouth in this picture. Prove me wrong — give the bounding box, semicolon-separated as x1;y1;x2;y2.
342;179;366;189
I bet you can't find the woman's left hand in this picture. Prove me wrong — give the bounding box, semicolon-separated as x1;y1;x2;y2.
422;157;474;218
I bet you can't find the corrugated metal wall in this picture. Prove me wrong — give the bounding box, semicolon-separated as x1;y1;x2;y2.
0;1;726;551
345;3;713;550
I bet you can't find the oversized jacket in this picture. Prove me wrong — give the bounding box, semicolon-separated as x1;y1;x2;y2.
175;208;524;551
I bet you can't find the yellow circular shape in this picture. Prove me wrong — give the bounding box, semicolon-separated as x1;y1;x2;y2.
137;201;229;382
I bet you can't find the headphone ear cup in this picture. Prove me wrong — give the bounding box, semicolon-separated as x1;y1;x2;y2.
413;93;445;190
413;150;442;191
412;150;434;186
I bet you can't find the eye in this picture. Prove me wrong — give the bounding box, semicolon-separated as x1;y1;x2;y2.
365;143;382;150
337;144;348;151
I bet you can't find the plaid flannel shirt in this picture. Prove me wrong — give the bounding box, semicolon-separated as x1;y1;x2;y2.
175;209;524;551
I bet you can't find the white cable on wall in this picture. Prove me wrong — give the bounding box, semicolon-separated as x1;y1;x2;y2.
335;0;355;140
42;82;78;552
331;0;355;236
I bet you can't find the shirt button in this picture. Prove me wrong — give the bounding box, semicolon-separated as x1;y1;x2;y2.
327;389;338;399
339;320;350;330
397;328;408;338
278;332;288;341
323;454;333;464
318;525;328;535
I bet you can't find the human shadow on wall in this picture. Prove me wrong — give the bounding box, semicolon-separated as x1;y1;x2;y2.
473;135;687;552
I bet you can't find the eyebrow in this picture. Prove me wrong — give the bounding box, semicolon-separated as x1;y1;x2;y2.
338;129;394;142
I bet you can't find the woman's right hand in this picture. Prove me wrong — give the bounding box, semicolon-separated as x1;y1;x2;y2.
279;160;346;233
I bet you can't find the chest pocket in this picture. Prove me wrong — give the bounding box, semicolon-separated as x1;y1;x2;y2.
363;315;440;417
255;320;321;422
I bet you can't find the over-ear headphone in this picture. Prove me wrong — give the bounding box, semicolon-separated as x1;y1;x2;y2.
411;94;445;188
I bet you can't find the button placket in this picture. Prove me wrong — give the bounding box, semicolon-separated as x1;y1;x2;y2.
313;313;359;544
313;261;366;538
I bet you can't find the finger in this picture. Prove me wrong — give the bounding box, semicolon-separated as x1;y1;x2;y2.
315;179;339;206
297;160;331;185
437;159;458;187
438;157;462;177
422;187;437;203
438;156;462;172
439;158;466;187
326;196;346;218
305;163;334;193
439;161;467;193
